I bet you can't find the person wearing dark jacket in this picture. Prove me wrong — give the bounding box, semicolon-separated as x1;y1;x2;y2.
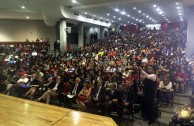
36;76;63;104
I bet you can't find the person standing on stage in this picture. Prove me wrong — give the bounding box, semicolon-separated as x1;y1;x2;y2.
139;66;157;124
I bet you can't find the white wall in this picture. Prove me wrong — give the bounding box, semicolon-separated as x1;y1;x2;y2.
0;19;56;49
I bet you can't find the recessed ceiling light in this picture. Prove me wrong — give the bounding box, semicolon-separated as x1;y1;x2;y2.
179;13;182;15
113;16;116;18
100;17;102;19
21;6;25;9
112;21;114;22
26;16;30;19
121;23;123;25
177;6;180;9
128;21;130;23
107;19;109;21
136;19;138;21
153;5;157;8
146;15;149;18
131;23;133;24
156;8;160;12
85;12;87;14
107;13;110;16
124;24;126;26
119;18;121;20
115;8;119;12
93;15;95;17
72;0;77;4
127;15;130;17
133;7;136;10
176;3;179;5
121;11;126;15
159;11;163;15
138;10;141;13
143;13;145;16
162;15;164;16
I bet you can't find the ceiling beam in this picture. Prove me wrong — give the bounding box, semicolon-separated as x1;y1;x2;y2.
72;0;155;10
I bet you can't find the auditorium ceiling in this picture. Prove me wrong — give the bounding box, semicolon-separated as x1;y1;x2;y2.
0;0;193;26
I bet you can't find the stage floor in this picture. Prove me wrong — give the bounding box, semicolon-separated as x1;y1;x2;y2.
0;94;117;126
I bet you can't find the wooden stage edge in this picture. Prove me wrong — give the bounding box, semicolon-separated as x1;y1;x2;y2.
0;94;117;126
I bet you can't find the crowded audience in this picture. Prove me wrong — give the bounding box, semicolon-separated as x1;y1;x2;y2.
0;27;193;124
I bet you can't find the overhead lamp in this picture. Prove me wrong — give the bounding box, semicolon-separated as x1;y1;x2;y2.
149;17;152;20
124;24;126;26
133;7;136;10
115;8;119;12
107;13;110;16
113;16;116;18
136;19;138;21
26;16;30;19
177;6;180;9
127;15;130;17
153;5;157;8
106;19;109;21
21;6;25;9
93;15;95;17
159;11;163;15
146;15;149;18
128;21;130;23
176;3;179;5
119;18;121;20
100;17;103;19
121;11;126;15
179;13;182;15
121;23;123;25
132;17;134;19
112;21;114;22
85;12;87;14
72;0;77;4
156;8;160;12
143;13;145;16
138;10;141;13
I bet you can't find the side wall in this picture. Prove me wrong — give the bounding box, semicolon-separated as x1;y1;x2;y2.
0;19;56;50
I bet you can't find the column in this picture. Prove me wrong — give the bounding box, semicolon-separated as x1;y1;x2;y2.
100;26;104;39
186;5;194;57
78;22;84;48
59;19;67;52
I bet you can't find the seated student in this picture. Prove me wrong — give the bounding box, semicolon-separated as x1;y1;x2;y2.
76;80;91;111
7;74;29;96
24;77;44;100
118;83;136;119
36;76;63;104
158;76;173;106
105;83;120;119
64;77;83;108
87;78;106;114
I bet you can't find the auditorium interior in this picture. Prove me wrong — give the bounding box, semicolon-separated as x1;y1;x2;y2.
0;0;194;126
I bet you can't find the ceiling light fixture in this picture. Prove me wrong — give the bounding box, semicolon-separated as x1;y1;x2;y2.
159;11;163;15
113;16;116;18
138;10;141;13
153;5;157;8
133;7;136;10
26;16;30;19
93;15;95;17
177;6;180;9
176;3;179;5
156;8;160;12
85;12;87;14
100;17;102;19
127;15;130;17
107;13;110;16
115;8;119;12
21;6;25;9
121;11;126;15
119;18;121;20
72;0;77;4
